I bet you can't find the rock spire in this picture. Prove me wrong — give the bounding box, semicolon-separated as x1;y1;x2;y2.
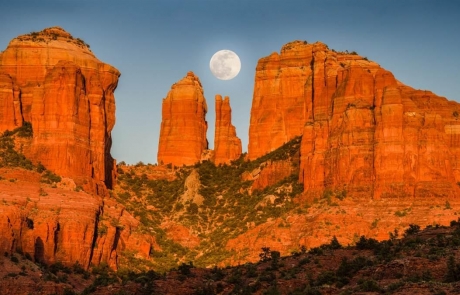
157;71;208;166
214;95;242;164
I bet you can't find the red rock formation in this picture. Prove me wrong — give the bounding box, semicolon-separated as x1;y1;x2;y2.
248;40;460;199
0;168;153;269
251;160;293;191
161;221;200;248
157;72;208;167
0;27;119;191
214;95;242;164
248;41;313;160
225;197;460;264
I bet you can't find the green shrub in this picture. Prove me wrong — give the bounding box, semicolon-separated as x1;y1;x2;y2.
315;271;336;286
404;224;420;237
445;255;460;282
41;170;62;184
357;279;380;292
16;121;33;137
178;262;194;276
10;255;19;263
356;236;379;250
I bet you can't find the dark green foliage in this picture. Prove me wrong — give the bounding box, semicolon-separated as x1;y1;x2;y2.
320;236;342;250
208;266;225;281
298;257;310;266
237;136;302;171
404;224;421;236
81;263;117;294
10;255;19;263
405;270;432;283
308;247;324;256
178;262;194;276
36;162;46;173
40;170;62;184
63;289;77;295
259;247;272;262
72;261;89;276
445;256;460;282
271;251;281;270
315;271;336;286
301;286;322;295
263;284;281;295
2;121;32;138
336;256;373;279
357;279;380;292
0;135;34;170
226;267;242;284
356;235;380;250
386;280;405;293
329;236;342;249
15;121;33;137
49;262;71;275
114;136;304;271
0;124;66;182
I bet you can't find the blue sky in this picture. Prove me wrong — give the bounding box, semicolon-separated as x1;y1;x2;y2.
1;0;459;164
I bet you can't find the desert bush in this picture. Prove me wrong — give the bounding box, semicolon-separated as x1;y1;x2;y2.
356;235;379;250
445;255;460;282
404;224;420;237
41;170;62;184
357;279;380;292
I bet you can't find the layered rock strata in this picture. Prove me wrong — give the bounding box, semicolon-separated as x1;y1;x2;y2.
214;95;242;165
249;40;460;199
157;72;208;167
0;27;119;191
0;168;152;269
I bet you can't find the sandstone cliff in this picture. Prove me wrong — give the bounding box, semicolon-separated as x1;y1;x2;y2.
157;72;208;167
0;168;152;270
213;95;242;165
0;27;119;192
248;40;460;199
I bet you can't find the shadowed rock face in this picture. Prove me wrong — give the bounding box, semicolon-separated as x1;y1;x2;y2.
157;71;208;167
248;40;460;199
0;27;119;192
214;95;242;165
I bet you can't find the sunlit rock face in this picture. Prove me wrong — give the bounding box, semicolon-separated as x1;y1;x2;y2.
214;94;242;165
249;40;460;199
157;71;208;167
0;27;119;192
0;169;153;270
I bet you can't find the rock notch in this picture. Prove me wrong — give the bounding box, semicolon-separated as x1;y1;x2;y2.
157;71;208;167
214;95;242;165
0;27;119;192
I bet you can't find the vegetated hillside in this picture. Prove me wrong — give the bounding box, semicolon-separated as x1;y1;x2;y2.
2;221;460;294
112;137;303;271
1;124;154;271
113;133;460;272
0;122;61;183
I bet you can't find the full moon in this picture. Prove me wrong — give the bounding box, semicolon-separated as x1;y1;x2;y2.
209;50;241;80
